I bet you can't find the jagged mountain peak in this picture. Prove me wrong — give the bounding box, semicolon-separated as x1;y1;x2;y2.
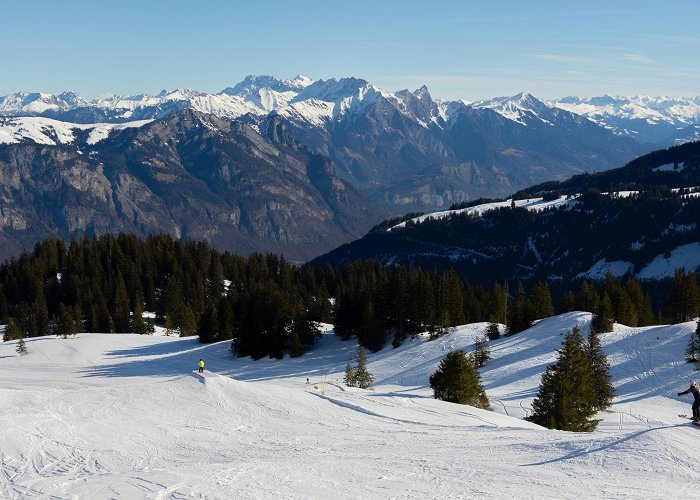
220;74;314;97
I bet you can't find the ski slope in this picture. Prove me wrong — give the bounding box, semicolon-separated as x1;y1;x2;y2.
1;313;699;499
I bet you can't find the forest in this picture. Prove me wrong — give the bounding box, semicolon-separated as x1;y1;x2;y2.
0;234;698;359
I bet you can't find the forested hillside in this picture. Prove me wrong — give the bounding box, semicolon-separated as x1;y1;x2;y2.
2;234;698;357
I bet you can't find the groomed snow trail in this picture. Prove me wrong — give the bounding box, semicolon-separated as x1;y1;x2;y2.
0;313;698;499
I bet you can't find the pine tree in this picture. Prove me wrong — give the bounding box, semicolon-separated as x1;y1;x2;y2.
4;319;23;341
473;335;491;368
130;292;151;335
587;325;614;411
354;345;375;389
486;322;501;341
16;337;27;355
591;293;614;333
528;326;599;431
179;305;198;337
289;332;304;358
429;350;489;408
344;363;356;387
687;320;700;364
665;269;700;324
529;281;554;320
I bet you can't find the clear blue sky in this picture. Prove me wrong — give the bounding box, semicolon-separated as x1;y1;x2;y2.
2;0;698;100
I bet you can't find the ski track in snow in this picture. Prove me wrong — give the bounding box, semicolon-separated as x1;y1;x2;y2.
1;313;699;498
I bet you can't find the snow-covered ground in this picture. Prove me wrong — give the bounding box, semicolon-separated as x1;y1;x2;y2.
1;313;699;499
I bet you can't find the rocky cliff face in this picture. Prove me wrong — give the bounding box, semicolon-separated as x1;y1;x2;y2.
0;110;385;262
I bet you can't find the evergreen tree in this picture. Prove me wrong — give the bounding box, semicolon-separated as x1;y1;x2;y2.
130;292;152;335
197;305;219;344
664;269;700;323
591;293;614;333
289;332;304;358
16;337;27;355
587;325;614;411
560;291;577;313
687;320;700;364
179;305;198;337
429;350;489;408
4;319;23;341
344;363;356;387
528;326;599;432
506;282;531;336
577;281;599;313
486;322;501;341
111;275;131;332
529;281;554;320
354;346;374;389
473;335;491;368
54;303;79;338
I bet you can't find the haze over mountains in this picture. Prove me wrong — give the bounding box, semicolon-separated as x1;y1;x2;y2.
1;75;699;261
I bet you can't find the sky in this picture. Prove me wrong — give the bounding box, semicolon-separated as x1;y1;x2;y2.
2;0;699;100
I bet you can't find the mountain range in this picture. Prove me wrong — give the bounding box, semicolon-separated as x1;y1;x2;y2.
312;142;700;286
1;75;699;262
1;76;663;211
0;110;383;262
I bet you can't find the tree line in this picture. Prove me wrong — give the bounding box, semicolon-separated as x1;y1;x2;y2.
1;234;699;359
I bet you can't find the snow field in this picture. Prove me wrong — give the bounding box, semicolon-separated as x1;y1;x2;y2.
1;312;699;498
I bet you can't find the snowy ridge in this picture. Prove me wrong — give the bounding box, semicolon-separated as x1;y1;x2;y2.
553;95;700;127
1;312;698;497
3;78;700;146
471;92;558;126
389;195;573;230
0;116;152;146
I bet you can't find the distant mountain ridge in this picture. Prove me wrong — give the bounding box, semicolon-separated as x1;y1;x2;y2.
312;142;700;285
0;109;385;262
2;78;698;145
1;75;655;212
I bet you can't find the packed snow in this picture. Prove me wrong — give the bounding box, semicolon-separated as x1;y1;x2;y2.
1;312;699;498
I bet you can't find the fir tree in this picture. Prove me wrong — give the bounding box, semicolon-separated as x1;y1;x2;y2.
130;292;152;335
473;335;491;368
664;269;700;324
528;326;599;432
687;320;700;364
16;337;27;355
587;324;614;411
486;322;501;341
591;293;614;333
429;350;489;408
344;363;357;387
4;319;23;341
529;281;554;320
354;346;375;389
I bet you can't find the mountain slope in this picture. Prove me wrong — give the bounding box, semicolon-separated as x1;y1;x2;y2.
0;77;650;212
0;110;384;262
313;143;700;284
0;313;698;498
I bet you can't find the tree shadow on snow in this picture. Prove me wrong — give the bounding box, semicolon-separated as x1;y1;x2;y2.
521;423;688;467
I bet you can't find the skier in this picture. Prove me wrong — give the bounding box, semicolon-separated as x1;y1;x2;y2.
198;359;205;374
678;381;700;421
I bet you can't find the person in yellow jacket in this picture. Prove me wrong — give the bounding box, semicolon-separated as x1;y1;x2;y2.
198;359;205;373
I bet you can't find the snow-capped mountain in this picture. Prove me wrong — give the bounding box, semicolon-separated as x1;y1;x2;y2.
552;95;700;144
0;76;672;213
